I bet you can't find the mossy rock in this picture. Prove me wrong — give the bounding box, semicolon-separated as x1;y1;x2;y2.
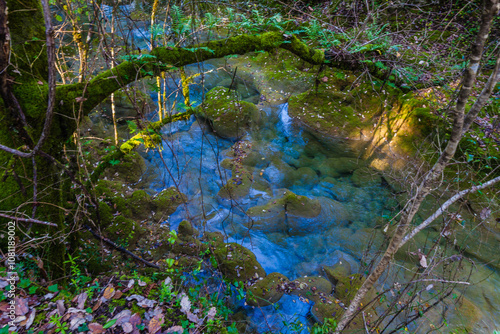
154;187;187;217
291;167;319;186
335;273;365;305
247;272;289;307
218;163;253;199
323;258;351;285
247;190;321;219
213;243;266;282
202;231;225;246
351;167;382;187
318;157;365;177
289;276;333;298
196;86;261;139
220;159;235;170
311;296;367;331
129;190;154;220
172;235;209;256
310;297;345;324
178;220;197;238
104;151;147;184
104;216;146;248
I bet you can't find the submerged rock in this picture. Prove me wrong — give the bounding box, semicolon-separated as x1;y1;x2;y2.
318;157;365;177
218;141;255;199
351;167;382;187
247;190;322;219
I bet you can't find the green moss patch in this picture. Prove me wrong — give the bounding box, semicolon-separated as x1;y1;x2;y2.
196;86;261;139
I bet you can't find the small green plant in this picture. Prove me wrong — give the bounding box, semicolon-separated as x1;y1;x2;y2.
64;254;90;290
50;314;69;334
311;318;337;334
159;279;174;303
167;230;177;245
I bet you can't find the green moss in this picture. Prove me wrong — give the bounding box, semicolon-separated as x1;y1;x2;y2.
104;151;146;184
105;216;146;248
128;190;154;220
335;273;365;304
218;164;253;199
154;187;187;216
247;190;321;218
196;86;260;139
247;272;288;307
178;220;197;238
213;242;266;282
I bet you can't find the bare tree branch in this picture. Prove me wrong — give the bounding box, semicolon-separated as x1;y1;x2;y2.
401;175;500;246
0;213;57;227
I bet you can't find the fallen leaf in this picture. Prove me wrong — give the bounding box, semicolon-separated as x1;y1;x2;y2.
180;295;191;314
165;326;184;333
69;315;86;331
92;299;102;312
187;311;201;325
15;298;29;316
75;96;87;103
113;290;123;299
25;309;36;329
56;299;66;316
103;285;116;299
419;254;428;268
122;322;134;333
138;280;147;286
88;322;105;334
148;314;164;334
76;292;88;309
480;207;491;220
207;307;217;321
113;309;131;325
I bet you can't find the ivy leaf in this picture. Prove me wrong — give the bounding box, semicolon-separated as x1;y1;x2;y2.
109;159;120;166
19;278;31;289
48;284;59;293
29;286;38;294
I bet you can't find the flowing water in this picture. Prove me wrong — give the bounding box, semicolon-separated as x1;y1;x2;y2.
103;7;500;332
141;63;397;333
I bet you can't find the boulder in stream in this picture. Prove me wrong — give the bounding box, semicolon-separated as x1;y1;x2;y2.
196;86;261;139
247;190;321;219
247;272;289;307
213;242;266;283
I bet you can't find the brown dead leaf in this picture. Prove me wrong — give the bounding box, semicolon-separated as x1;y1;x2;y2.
103;285;116;299
56;299;66;316
25;309;36;329
77;292;88;309
113;290;123;299
148;314;164;334
129;313;142;326
15;297;29;316
165;326;184;333
92;298;102;312
88;322;105;334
